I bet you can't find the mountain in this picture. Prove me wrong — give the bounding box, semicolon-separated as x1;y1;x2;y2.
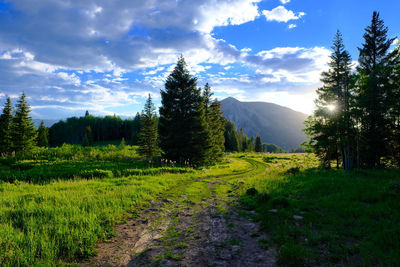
33;119;58;128
220;97;308;151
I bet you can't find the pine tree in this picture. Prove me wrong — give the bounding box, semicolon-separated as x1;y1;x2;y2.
203;83;225;164
119;137;126;149
305;31;355;169
37;121;49;147
255;136;262;152
139;94;158;161
159;56;210;166
357;11;395;168
10;92;37;155
0;97;13;155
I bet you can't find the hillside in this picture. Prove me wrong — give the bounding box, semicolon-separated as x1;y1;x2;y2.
221;97;308;150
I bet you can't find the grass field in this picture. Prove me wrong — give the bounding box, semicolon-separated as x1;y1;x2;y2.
1;148;400;266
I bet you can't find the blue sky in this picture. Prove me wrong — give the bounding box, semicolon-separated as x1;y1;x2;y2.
0;0;399;119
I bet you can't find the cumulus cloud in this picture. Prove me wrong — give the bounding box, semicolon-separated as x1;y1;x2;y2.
280;0;291;4
0;0;324;118
262;6;305;23
288;24;297;29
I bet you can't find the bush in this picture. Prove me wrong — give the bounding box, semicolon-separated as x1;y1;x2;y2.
246;187;258;196
285;167;300;175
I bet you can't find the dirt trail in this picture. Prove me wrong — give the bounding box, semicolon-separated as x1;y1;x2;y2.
82;159;276;267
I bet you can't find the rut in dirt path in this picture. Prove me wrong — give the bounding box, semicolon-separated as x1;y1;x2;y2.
81;159;276;267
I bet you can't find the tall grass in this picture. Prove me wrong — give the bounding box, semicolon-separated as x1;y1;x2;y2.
0;153;249;266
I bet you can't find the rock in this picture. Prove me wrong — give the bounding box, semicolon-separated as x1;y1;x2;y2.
293;215;303;220
243;223;256;229
269;209;278;213
163;198;174;203
231;245;241;253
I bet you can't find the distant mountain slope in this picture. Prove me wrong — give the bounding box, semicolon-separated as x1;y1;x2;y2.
220;97;308;150
33;119;58;128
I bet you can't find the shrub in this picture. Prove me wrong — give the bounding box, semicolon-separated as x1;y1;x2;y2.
246;187;258;196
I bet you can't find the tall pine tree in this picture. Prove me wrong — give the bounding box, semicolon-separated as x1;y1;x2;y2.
305;31;354;168
159;56;210;166
357;11;395;168
11;92;37;155
139;94;159;162
0;97;13;155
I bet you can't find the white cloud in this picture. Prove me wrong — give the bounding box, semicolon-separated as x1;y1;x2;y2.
0;0;327;119
196;0;261;32
280;0;291;4
288;24;297;29
262;6;305;23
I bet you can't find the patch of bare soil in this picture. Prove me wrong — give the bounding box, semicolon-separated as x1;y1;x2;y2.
82;168;276;266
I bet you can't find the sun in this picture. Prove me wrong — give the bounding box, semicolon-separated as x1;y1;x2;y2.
327;104;336;111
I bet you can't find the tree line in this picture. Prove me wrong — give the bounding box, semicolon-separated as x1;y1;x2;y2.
305;11;400;169
49;112;142;147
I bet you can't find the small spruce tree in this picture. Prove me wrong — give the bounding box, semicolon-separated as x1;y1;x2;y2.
255;136;262;152
37;121;49;147
0;97;13;155
139;94;158;161
10;92;37;155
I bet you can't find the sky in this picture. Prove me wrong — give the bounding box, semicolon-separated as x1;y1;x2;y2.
0;0;399;119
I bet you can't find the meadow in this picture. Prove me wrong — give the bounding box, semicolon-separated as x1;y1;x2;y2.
1;147;400;266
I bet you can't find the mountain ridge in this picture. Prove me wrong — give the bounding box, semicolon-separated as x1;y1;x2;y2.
220;97;308;150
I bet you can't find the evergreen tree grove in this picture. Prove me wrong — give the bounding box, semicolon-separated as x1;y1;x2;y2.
159;56;210;166
139;94;158;161
305;11;400;169
10;92;37;155
0;97;13;155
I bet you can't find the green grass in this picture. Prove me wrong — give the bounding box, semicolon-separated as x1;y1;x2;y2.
2;150;400;266
238;153;400;266
0;152;249;266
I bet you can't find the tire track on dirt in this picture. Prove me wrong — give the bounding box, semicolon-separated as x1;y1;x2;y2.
81;158;276;267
